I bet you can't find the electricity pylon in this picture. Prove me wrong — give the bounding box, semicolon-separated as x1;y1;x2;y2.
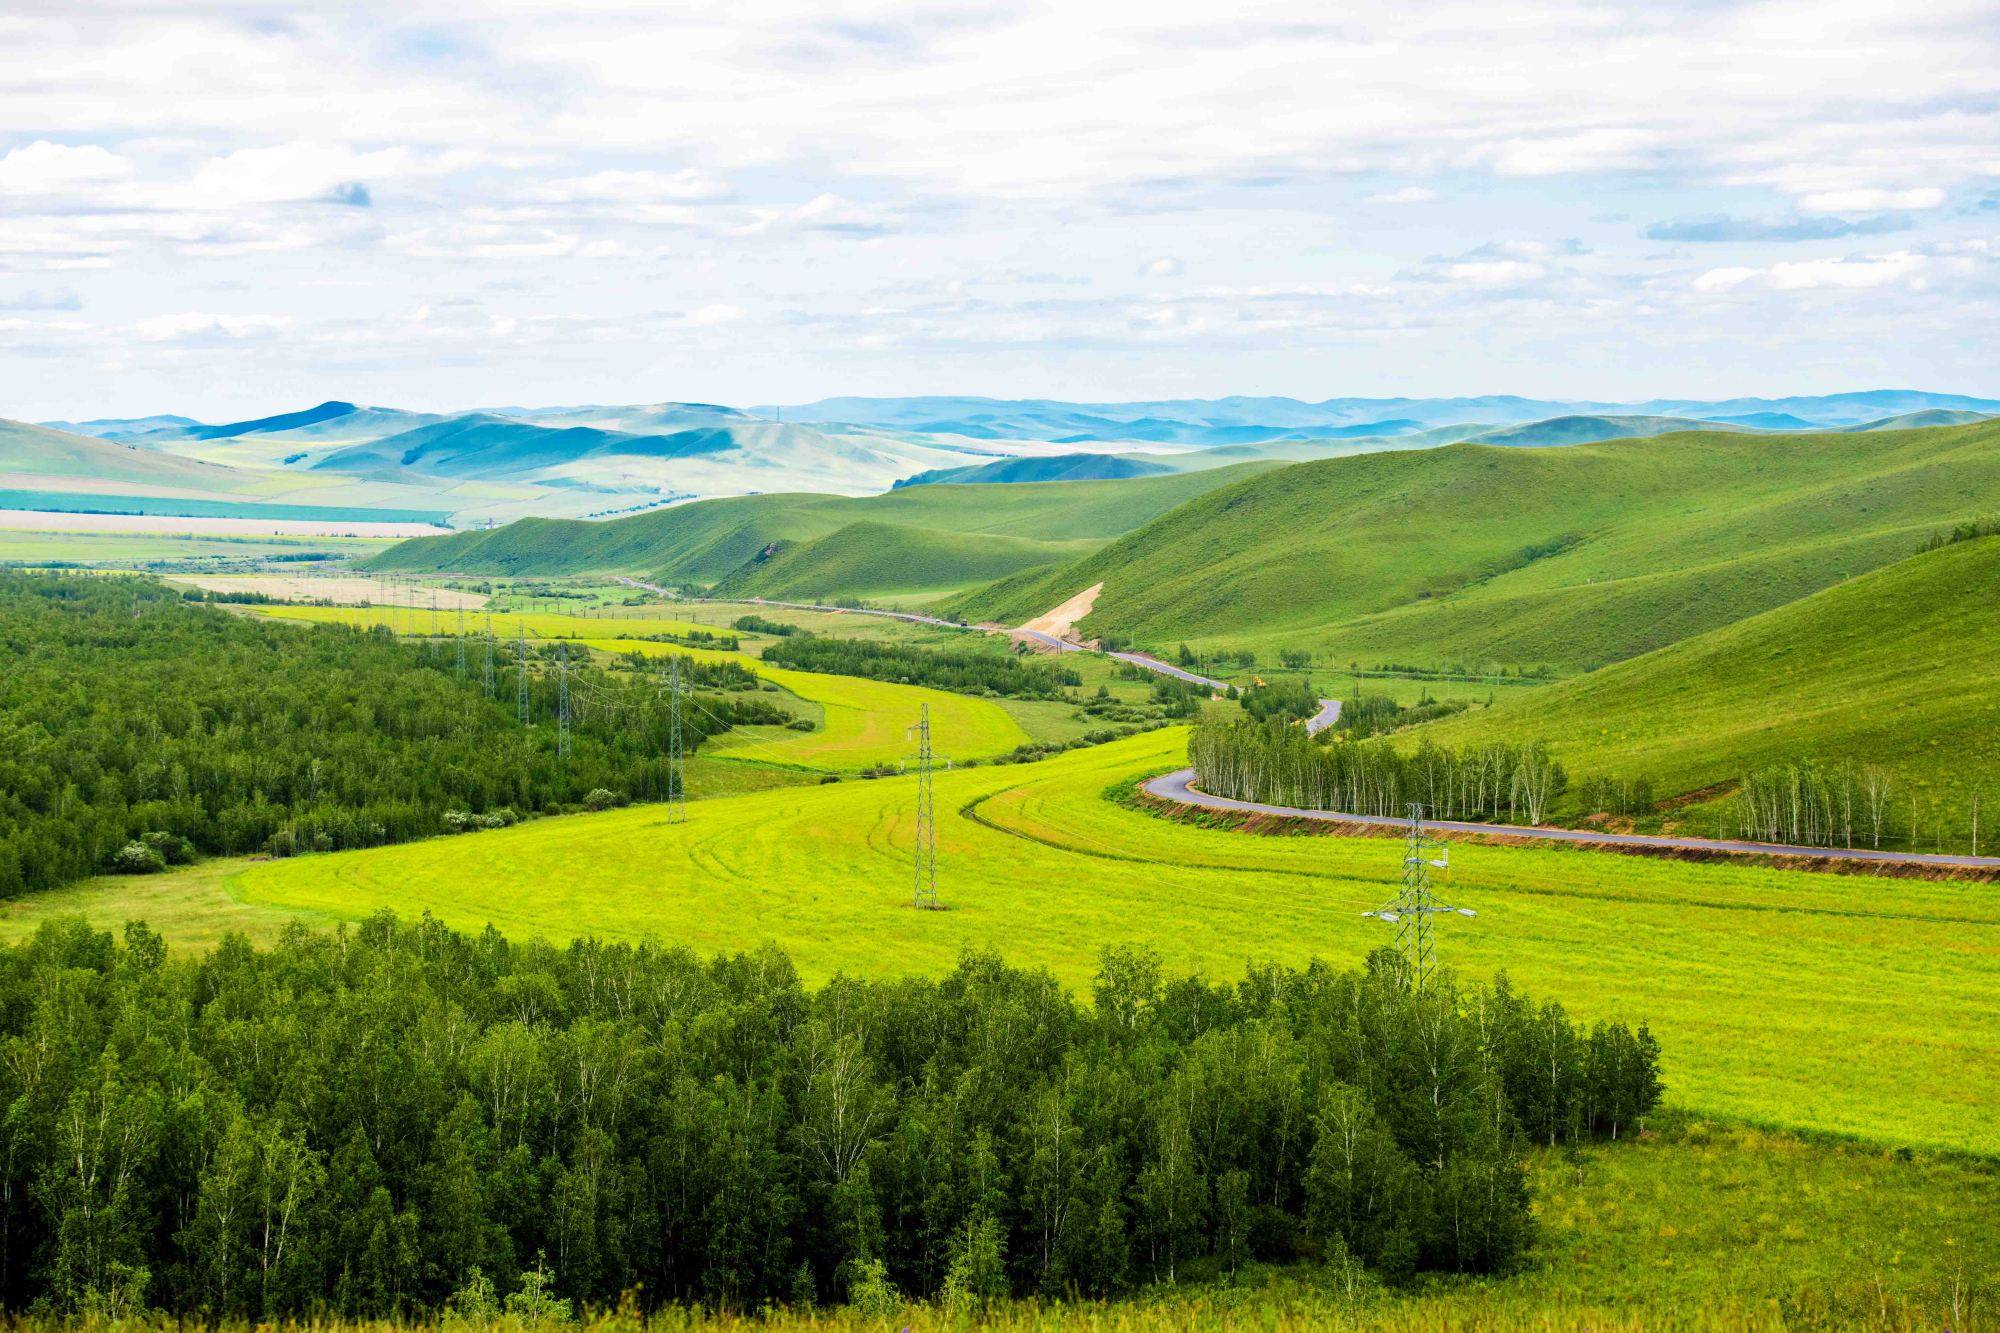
481;611;495;697
555;641;571;759
908;703;939;910
515;621;530;725
455;603;467;678
665;656;686;824
1363;803;1475;989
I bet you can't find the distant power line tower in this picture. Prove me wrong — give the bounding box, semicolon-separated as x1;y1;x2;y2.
555;641;571;759
515;621;530;725
480;611;495;697
1363;803;1475;989
428;592;439;658
908;703;940;910
664;657;686;823
455;603;467;679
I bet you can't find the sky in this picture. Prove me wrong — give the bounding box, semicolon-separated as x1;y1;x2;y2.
3;0;1999;421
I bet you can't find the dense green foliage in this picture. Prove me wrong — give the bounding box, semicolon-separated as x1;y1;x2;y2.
1238;678;1318;723
1336;692;1469;739
0;574;776;896
762;635;1082;700
0;915;1658;1316
1415;536;2000;842
956;419;2000;671
1190;717;1569;824
732;613;800;636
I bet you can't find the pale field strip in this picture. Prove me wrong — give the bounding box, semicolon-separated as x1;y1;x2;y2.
168;574;489;608
0;509;441;538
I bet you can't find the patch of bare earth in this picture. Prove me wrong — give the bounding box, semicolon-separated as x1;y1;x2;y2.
1019;582;1102;640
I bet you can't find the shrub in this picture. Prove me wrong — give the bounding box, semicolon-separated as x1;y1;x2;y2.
110;841;166;874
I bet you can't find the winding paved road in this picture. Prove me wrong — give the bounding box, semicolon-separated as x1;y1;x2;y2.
1143;760;2000;870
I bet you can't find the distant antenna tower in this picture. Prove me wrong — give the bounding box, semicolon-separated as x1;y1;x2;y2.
908;703;939;909
1363;803;1475;989
665;657;686;823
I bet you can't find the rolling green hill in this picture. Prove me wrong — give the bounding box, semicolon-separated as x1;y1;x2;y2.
0;417;269;494
893;452;1176;487
367;462;1275;591
955;419;2000;670
1408;534;2000;832
707;520;1098;599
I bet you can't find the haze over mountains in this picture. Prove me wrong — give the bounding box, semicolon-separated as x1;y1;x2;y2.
15;390;1998;529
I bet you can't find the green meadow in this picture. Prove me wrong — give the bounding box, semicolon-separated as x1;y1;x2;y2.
12;726;1996;1157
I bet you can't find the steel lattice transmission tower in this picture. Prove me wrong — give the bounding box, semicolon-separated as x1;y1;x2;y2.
907;703;940;909
428;592;439;658
515;621;530;725
455;603;467;679
480;611;495;697
555;641;571;759
664;656;686;823
1363;803;1475;989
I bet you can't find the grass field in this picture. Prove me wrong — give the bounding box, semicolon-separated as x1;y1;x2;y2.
15;727;1995;1157
957;419;2000;672
1414;536;2000;839
584;638;1032;770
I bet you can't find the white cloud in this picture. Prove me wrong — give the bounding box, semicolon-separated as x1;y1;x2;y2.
131;311;292;342
0;141;132;195
531;169;728;204
1694;251;1929;292
1797;187;1946;214
1366;186;1436;205
1141;256;1183;277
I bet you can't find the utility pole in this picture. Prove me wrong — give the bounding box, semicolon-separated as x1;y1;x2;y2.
1363;803;1474;990
908;703;939;910
665;657;686;823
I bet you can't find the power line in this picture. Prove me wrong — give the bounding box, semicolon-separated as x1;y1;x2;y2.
1363;803;1475;990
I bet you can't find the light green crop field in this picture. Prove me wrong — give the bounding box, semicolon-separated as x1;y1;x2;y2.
578;638;1031;770
256;604;726;641
1415;536;2000;837
0;528;393;564
15;728;1996;1157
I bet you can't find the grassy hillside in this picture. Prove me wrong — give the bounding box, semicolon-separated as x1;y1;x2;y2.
895;453;1177;486
366;463;1274;588
958;419;2000;669
8;726;1995;1155
1410;535;2000;830
0;417;270;493
707;520;1098;600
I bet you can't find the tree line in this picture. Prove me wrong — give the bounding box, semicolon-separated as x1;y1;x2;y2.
1733;758;1991;854
761;635;1081;699
0;914;1660;1317
1190;717;1568;825
0;573;778;897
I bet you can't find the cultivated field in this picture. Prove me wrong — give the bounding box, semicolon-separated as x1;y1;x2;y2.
174;573;491;606
16;726;1995;1156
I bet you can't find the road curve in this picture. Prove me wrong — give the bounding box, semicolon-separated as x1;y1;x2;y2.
1142;766;2000;870
613;577;1244;690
